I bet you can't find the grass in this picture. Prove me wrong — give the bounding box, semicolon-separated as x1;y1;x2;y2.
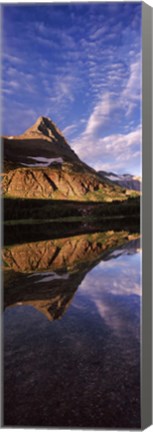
4;213;140;226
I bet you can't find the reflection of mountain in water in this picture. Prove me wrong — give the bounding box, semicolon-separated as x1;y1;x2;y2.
3;231;140;320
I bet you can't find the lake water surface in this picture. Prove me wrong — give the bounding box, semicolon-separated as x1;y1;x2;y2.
3;230;141;428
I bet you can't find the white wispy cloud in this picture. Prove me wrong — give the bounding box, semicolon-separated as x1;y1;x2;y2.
69;52;142;174
122;54;142;116
48;74;75;105
2;88;13;95
7;80;20;89
36;36;58;49
90;25;108;40
84;92;111;135
33;21;76;52
3;67;38;96
3;53;24;64
63;123;77;137
71;123;141;164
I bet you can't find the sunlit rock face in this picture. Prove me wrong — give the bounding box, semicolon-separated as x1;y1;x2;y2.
3;231;140;321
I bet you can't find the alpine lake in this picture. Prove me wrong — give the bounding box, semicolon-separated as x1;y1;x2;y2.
3;214;141;428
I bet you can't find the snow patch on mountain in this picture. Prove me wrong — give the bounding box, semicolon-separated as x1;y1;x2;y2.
21;156;63;167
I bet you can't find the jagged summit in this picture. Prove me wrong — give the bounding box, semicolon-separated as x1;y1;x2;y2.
19;115;81;162
3;115;81;167
23;116;65;140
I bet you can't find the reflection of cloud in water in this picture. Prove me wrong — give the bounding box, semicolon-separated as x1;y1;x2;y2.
4;237;141;428
80;253;141;297
75;251;141;339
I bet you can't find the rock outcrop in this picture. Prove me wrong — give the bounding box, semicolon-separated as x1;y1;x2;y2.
2;164;124;201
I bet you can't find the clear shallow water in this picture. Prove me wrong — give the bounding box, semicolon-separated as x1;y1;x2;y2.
3;233;141;428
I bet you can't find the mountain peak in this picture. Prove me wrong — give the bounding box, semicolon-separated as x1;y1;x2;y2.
7;115;81;165
24;116;64;140
35;116;57;130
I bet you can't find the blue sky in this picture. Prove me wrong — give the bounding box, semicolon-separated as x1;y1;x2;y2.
2;2;142;175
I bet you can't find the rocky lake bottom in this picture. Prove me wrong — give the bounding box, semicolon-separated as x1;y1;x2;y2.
3;224;141;428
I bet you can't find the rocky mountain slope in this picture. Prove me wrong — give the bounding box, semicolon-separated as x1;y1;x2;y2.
2;116;137;202
98;171;141;191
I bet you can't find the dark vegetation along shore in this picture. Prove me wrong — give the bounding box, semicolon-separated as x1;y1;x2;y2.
3;196;140;247
3;195;140;246
4;196;140;221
